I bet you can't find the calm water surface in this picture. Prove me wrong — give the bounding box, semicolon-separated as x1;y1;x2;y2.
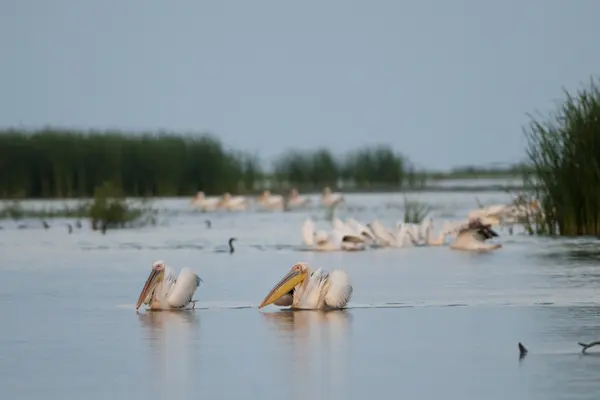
2;191;600;400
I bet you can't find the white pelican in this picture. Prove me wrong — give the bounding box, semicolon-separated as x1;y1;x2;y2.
302;218;365;251
258;262;353;310
256;190;284;211
450;218;502;251
136;260;203;311
191;191;220;212
369;220;417;247
321;186;344;208
286;188;311;209
217;192;248;211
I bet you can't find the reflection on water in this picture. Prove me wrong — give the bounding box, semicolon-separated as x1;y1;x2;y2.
262;310;352;400
138;311;199;400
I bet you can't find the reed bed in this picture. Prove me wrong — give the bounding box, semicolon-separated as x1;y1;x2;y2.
0;129;425;199
0;128;262;198
525;77;600;236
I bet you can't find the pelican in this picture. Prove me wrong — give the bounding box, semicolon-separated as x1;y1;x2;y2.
302;218;365;251
191;191;220;212
286;188;311;209
258;262;353;310
256;190;284;211
450;218;502;251
321;186;344;208
217;192;247;211
136;260;203;311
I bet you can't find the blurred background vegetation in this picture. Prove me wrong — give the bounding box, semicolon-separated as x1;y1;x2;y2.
0;128;529;199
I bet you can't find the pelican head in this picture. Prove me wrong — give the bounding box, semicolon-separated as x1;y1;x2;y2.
136;260;166;310
217;192;231;207
258;262;309;309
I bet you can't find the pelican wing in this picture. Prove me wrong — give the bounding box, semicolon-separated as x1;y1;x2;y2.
166;268;202;308
370;220;395;245
325;270;353;309
301;218;315;246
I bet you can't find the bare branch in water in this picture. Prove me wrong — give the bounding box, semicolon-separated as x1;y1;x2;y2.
578;341;600;353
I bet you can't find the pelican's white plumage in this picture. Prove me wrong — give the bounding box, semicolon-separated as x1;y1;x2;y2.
450;218;502;251
218;192;248;211
301;218;366;251
136;260;202;311
321;186;344;208
286;188;311;209
256;190;284;211
258;262;353;310
191;191;220;212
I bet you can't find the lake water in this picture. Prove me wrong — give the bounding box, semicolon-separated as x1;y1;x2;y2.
2;191;600;400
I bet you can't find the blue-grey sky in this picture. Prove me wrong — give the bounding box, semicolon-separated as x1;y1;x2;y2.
2;0;599;170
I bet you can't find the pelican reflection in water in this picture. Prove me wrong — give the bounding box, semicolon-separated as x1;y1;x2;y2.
138;310;200;399
262;310;352;400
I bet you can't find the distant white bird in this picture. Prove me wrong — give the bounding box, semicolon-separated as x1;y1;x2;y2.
449;218;502;251
369;220;417;248
136;260;202;311
321;186;344;208
218;192;248;211
258;262;353;310
286;188;311;209
256;190;285;211
191;191;220;212
302;218;365;251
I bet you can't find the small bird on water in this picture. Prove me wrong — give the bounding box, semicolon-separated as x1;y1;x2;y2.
205;219;212;229
215;237;237;254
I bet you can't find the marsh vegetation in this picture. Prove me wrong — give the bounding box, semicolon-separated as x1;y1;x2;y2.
0;129;433;199
525;77;600;236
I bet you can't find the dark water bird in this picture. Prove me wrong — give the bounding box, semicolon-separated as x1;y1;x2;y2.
101;222;107;235
67;224;73;234
518;342;528;360
75;220;82;229
205;219;212;229
215;237;237;254
42;220;50;229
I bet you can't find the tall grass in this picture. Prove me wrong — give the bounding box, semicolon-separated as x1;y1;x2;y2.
525;77;600;236
0;128;262;198
0;129;425;198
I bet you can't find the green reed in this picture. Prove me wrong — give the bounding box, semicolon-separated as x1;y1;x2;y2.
403;196;430;224
525;77;600;236
0;128;263;199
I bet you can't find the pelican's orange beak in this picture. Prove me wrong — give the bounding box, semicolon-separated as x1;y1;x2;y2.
258;269;308;309
136;269;163;311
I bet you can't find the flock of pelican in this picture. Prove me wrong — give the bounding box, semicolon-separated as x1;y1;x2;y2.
136;194;540;313
301;216;502;252
191;187;344;212
134;217;504;313
136;260;352;312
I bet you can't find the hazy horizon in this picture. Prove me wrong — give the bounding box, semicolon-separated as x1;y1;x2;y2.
2;0;599;170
